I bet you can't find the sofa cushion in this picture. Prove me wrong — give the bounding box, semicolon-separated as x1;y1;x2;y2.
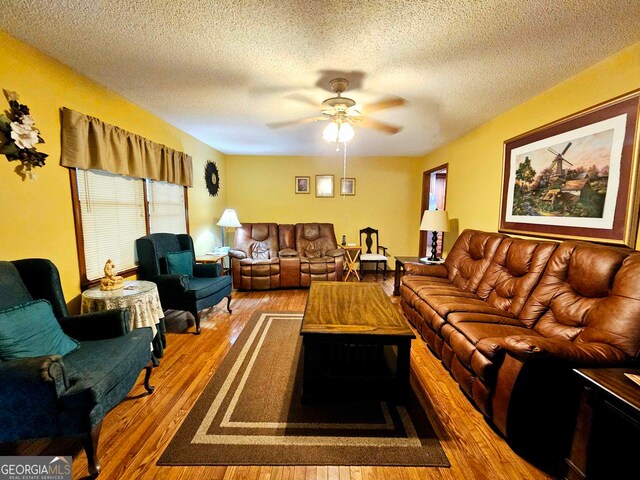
0;300;79;360
165;250;193;277
187;276;232;300
425;296;516;319
60;328;152;426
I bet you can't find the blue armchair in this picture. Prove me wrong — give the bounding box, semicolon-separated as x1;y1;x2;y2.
0;259;154;478
136;233;232;334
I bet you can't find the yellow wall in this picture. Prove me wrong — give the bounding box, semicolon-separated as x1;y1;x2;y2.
226;154;423;261
421;41;640;251
0;31;226;308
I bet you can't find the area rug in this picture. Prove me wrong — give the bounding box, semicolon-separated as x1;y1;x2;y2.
158;311;449;467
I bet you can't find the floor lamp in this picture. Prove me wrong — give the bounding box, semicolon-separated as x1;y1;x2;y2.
217;209;242;252
419;209;449;263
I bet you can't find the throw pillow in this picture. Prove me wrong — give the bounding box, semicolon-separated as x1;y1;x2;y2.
0;300;80;360
165;250;194;277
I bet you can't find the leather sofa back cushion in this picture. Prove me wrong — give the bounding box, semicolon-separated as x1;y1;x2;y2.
520;242;640;356
444;230;504;293
278;224;296;250
476;238;557;317
233;223;279;259
295;223;338;256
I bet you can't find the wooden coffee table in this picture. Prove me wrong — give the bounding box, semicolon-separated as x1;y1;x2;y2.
300;281;415;403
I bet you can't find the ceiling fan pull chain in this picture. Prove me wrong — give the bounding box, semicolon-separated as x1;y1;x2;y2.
342;142;347;199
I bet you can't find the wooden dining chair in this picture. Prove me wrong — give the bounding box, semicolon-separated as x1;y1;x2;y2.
359;227;388;279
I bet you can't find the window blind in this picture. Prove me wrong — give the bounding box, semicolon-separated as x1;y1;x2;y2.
76;169;147;281
147;180;187;234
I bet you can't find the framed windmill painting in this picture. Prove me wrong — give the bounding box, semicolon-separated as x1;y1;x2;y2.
499;90;640;247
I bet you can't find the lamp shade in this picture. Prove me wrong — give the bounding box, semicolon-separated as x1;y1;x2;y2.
322;121;355;143
420;210;449;232
217;209;242;228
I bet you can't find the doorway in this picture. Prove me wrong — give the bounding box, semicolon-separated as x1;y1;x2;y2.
419;164;448;257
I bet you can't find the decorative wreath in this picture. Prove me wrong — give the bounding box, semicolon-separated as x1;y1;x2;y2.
0;90;48;178
204;160;220;197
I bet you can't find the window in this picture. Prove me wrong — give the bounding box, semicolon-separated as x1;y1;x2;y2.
147;180;187;234
72;169;188;285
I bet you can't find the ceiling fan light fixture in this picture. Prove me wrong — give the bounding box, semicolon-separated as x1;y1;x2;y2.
322;120;354;143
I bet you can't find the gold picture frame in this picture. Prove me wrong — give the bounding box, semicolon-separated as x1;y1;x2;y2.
499;90;640;247
341;177;356;196
295;176;310;194
315;175;334;198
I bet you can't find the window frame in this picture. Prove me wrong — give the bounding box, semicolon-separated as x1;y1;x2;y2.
69;168;189;288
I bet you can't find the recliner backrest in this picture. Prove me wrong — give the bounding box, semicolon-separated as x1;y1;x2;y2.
476;238;557;317
443;230;505;293
295;223;338;257
233;223;279;259
520;242;640;357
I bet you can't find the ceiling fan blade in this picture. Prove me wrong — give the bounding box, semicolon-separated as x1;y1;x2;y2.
362;97;406;113
285;93;319;107
357;117;402;135
267;116;327;129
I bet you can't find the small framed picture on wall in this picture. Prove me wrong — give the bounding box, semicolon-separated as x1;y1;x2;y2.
315;175;334;197
341;178;356;196
295;176;310;194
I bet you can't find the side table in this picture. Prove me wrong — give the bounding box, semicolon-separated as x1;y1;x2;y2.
340;245;362;281
566;368;640;480
393;256;421;295
81;280;166;360
197;253;229;273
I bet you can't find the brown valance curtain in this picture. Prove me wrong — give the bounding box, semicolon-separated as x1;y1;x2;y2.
60;107;193;187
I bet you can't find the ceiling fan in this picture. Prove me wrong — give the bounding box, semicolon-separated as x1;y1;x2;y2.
267;78;406;141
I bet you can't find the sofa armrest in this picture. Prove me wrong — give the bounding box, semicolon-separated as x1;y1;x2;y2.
60;309;131;340
404;262;448;277
0;354;68;396
503;335;629;365
278;248;299;258
155;274;189;306
194;263;221;277
0;355;69;440
229;249;247;259
325;248;345;258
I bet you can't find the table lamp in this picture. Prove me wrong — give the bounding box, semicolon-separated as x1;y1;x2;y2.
216;208;242;251
419;209;449;263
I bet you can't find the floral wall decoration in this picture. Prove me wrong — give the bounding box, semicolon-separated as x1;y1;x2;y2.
0;90;48;179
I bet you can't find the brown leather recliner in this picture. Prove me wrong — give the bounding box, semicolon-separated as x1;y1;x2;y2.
295;223;344;286
229;223;282;290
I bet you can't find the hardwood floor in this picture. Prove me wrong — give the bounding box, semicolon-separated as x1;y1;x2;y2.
8;276;552;480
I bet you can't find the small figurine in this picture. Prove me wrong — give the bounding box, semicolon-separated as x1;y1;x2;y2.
100;259;124;291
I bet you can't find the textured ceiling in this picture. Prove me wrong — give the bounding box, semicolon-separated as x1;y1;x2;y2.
2;0;639;156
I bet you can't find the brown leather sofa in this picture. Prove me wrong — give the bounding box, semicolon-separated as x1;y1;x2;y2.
229;223;344;290
400;229;640;471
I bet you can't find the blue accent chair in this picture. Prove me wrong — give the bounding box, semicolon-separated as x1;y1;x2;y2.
0;259;154;478
136;233;232;334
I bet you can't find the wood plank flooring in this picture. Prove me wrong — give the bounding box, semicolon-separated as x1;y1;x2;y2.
5;276;552;480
